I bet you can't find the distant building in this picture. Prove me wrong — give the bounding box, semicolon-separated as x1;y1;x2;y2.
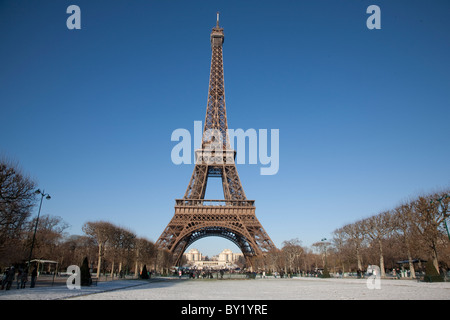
217;248;240;263
183;248;244;270
184;248;203;262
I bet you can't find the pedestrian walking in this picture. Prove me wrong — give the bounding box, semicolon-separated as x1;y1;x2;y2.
21;270;28;288
5;266;15;290
16;268;22;289
30;266;37;288
1;268;9;290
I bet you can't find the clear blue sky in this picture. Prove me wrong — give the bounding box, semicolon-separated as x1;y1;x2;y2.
1;0;449;257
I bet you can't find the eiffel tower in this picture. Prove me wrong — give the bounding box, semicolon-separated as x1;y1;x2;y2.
156;14;276;266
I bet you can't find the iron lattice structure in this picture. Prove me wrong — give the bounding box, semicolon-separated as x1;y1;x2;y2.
156;15;276;266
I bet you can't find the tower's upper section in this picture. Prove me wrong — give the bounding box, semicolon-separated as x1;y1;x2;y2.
211;12;224;47
201;12;230;151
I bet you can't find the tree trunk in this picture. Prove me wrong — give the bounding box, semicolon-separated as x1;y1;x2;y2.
407;246;416;279
378;239;386;277
431;244;440;274
96;242;102;278
356;247;363;271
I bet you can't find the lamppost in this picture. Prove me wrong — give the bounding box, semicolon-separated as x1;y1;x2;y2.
431;194;450;241
27;189;51;271
321;238;329;265
320;237;332;277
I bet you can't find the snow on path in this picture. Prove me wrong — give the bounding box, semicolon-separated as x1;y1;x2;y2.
1;277;449;300
0;279;151;300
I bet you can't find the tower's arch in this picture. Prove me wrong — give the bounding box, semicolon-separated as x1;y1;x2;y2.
170;225;258;266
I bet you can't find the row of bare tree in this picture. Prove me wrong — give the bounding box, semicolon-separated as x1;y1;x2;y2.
1;160;448;277
80;221;173;277
1;213;173;276
331;190;450;277
252;190;449;277
0;160;173;275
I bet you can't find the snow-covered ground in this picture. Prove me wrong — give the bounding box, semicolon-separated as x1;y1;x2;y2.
1;277;449;300
0;278;150;300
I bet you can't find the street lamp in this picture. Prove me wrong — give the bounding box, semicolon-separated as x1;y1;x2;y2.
321;238;329;266
27;189;51;271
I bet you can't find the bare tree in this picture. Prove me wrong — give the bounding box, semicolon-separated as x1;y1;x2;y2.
281;238;304;274
311;239;331;270
116;227;136;276
361;211;395;277
341;221;366;272
429;190;450;242
332;227;353;274
134;237;156;277
156;249;174;275
58;235;96;270
106;225;120;277
412;192;449;273
392;202;418;278
302;247;319;273
0;161;37;264
82;221;115;278
25;214;69;261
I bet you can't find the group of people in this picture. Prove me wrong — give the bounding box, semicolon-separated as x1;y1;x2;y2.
1;266;38;290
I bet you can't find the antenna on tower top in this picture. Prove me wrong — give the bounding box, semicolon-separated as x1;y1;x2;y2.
216;11;220;27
